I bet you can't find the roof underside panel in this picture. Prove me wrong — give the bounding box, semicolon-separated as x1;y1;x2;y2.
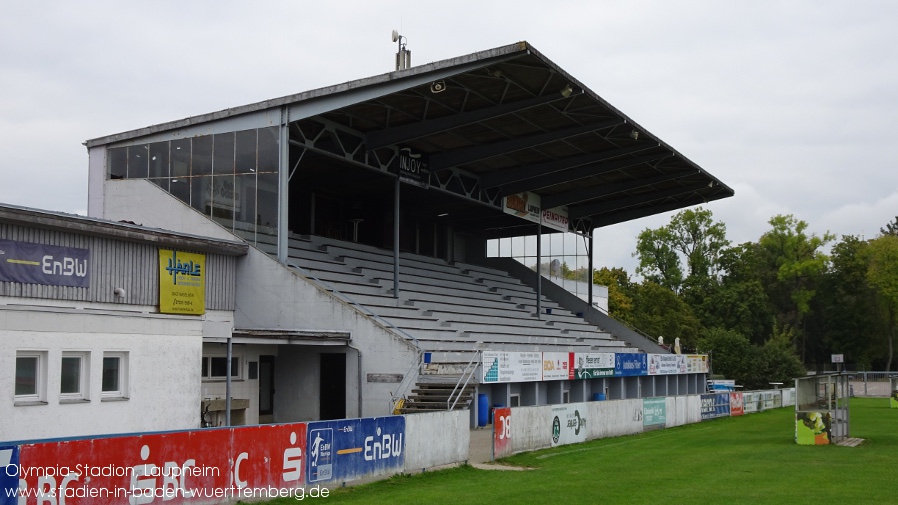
325;45;733;235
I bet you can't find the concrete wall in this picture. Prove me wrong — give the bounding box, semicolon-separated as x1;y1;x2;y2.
404;410;470;471
0;302;232;442
99;179;237;241
100;179;420;420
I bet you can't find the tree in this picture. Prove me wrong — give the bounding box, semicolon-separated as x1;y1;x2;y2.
634;207;729;293
819;235;879;369
696;327;756;386
697;326;805;390
631;281;703;349
634;226;683;291
757;214;834;362
865;234;898;370
592;267;635;326
880;216;898;236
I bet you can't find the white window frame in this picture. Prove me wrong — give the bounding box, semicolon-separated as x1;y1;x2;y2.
60;351;90;403
101;351;130;400
201;354;242;381
15;350;48;405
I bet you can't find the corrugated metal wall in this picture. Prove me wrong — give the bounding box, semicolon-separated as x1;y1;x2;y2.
0;222;236;310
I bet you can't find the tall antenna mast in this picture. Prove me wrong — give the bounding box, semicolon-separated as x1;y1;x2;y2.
392;30;411;71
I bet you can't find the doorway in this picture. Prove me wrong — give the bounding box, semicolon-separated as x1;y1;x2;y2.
319;353;346;420
259;355;275;422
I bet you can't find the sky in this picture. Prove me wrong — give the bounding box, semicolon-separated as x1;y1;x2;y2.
2;1;897;273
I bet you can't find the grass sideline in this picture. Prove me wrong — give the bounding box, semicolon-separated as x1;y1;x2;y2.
260;398;895;505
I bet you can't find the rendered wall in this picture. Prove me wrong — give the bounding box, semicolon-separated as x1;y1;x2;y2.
101;180;420;420
0;304;219;442
404;410;470;470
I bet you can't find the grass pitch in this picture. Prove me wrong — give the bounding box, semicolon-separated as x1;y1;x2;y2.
262;398;895;505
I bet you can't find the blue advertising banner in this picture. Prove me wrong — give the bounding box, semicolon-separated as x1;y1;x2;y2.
700;393;732;420
614;353;648;377
0;445;19;505
0;240;89;288
307;416;405;484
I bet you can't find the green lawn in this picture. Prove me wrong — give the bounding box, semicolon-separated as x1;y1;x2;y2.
262;398;896;505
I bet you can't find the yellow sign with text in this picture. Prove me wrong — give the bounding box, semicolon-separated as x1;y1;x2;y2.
159;249;205;315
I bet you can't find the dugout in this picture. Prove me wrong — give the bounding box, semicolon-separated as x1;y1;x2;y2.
794;374;850;445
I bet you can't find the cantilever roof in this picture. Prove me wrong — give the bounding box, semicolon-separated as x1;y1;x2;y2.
87;41;733;235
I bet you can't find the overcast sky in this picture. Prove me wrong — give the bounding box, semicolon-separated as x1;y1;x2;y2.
2;1;896;273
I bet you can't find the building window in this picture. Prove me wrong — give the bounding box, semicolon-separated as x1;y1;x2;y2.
201;355;241;380
102;352;129;400
15;351;47;404
60;352;90;402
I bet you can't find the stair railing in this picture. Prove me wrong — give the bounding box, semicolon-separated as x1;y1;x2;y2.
391;349;424;413
448;350;481;410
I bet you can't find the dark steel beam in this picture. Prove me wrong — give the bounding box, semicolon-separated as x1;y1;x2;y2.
569;180;710;219
428;119;622;171
497;150;670;197
541;169;696;208
365;92;579;150
482;143;655;190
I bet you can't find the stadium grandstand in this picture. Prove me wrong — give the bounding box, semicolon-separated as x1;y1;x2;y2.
83;41;733;427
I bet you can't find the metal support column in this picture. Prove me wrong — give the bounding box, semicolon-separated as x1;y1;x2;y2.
536;223;542;319
277;108;290;264
225;335;233;426
588;230;594;306
393;176;400;298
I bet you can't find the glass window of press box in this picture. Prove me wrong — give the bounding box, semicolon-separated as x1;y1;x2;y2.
107;127;279;246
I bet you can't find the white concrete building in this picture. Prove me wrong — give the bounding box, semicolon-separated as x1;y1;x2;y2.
0;204;246;441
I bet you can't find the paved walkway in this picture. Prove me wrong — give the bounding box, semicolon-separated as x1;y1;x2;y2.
468;426;494;463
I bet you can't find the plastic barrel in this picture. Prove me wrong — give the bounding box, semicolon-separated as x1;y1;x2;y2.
593;393;606;401
477;394;489;426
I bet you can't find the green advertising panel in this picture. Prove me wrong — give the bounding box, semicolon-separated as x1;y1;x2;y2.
643;397;666;427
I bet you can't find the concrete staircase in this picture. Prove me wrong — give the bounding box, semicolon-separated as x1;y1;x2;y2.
399;377;475;414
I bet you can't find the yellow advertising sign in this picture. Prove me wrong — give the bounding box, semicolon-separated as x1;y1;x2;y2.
159;249;205;315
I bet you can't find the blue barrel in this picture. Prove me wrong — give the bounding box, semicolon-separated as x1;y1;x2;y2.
477;394;489;426
593;393;606;401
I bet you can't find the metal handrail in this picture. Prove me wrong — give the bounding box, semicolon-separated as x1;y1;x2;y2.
390;349;424;412
448;350;480;410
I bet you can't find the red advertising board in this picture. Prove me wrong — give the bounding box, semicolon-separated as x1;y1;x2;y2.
730;392;744;416
230;423;306;491
493;408;512;459
13;423;309;505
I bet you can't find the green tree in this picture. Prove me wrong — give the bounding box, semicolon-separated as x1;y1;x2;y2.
634;226;683;291
697;326;805;390
683;242;773;345
880;216;898;236
592;267;635;326
697;327;756;386
757;214;834;362
865;234;898;370
819;235;879;369
634;207;729;293
631;281;703;349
